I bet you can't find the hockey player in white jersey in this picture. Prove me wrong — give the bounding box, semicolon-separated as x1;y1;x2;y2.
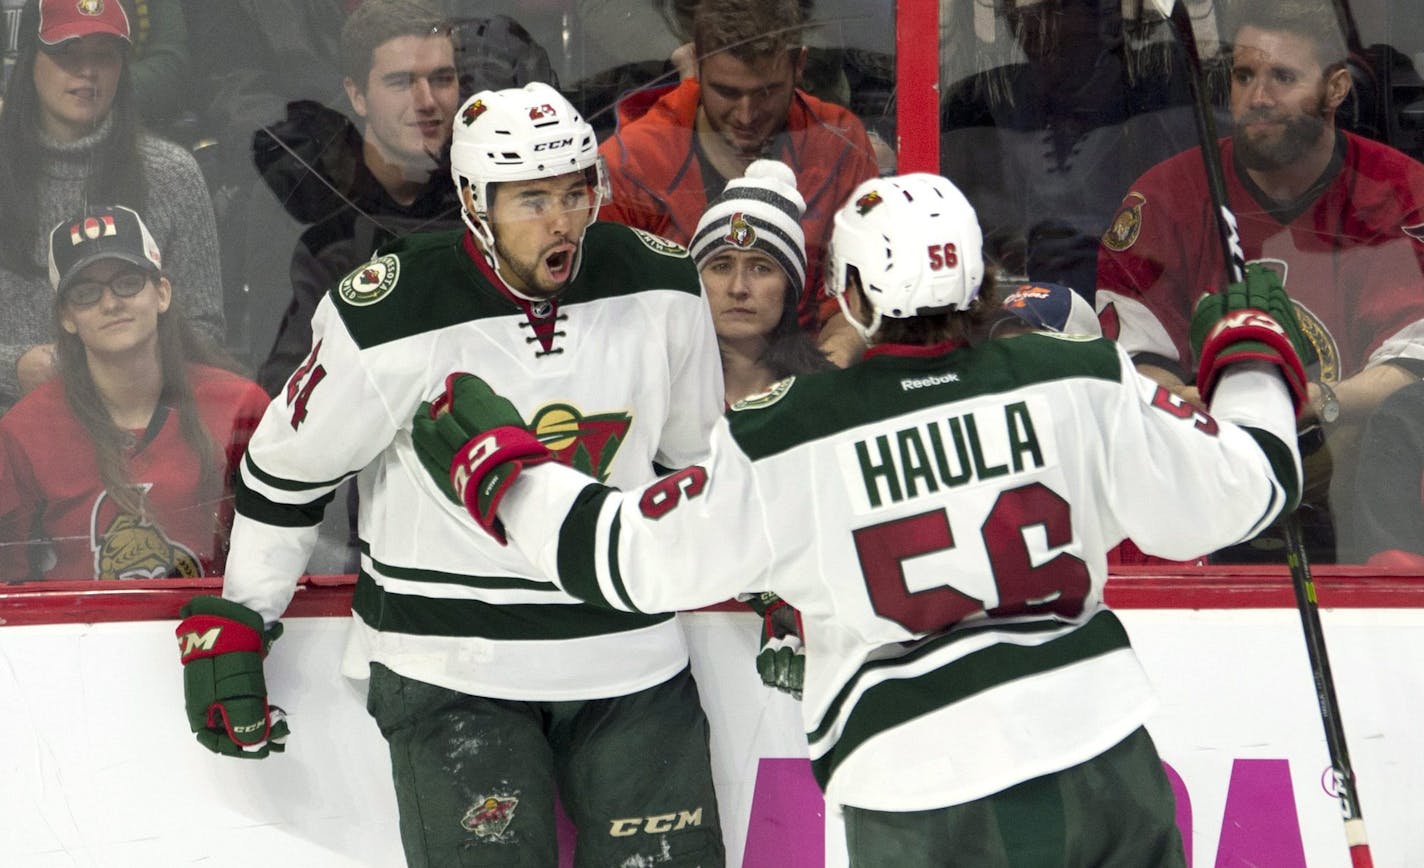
174;83;727;867
410;172;1312;866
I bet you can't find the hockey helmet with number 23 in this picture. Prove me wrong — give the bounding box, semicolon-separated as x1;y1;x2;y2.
450;82;608;254
826;173;985;342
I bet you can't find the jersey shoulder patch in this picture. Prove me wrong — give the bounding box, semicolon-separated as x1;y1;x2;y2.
330;229;511;349
338;254;401;306
574;222;701;301
730;376;795;412
629;227;690;258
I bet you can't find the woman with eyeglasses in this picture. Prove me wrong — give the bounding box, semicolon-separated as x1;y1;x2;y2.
0;206;266;582
0;0;223;416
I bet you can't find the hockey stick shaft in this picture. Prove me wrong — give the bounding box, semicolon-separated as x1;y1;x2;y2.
1165;4;1373;865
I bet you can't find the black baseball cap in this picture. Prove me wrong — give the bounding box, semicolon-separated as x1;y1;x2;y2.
48;205;163;295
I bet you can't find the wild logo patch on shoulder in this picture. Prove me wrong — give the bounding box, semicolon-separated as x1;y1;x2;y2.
630;228;688;258
339;254;400;306
1102;192;1146;252
731;376;794;411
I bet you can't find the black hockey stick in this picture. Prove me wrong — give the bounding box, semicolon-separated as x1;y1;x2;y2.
1156;2;1374;864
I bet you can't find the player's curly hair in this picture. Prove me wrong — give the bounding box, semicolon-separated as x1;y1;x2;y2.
864;265;1004;347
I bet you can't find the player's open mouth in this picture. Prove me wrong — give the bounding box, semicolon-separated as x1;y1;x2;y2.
545;247;574;282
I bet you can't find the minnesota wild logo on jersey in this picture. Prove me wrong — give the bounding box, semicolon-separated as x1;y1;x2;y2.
338;255;400;306
531;403;632;482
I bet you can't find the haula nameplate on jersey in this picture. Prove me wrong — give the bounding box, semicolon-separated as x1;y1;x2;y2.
838;395;1060;514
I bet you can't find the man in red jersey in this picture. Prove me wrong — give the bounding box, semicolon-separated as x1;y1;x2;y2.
1095;0;1424;561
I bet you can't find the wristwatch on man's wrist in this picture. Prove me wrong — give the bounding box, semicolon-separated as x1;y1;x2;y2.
1314;380;1340;425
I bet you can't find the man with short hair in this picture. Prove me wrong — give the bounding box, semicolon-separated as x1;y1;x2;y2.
255;0;460;393
409;172;1311;866
176;83;727;867
1095;0;1424;559
599;0;879;365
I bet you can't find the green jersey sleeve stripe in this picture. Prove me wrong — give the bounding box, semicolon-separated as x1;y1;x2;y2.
244;452;352;493
556;483;625;609
234;470;336;527
1240;425;1300;513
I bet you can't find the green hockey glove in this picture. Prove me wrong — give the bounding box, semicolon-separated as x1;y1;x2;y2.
1189;263;1314;414
175;596;288;759
412;373;553;544
743;592;804;700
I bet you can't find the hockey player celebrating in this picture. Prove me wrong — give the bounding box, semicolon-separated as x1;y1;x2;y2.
175;83;727;867
411;172;1311;866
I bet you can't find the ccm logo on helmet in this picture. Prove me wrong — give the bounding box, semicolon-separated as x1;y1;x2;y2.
534;138;574;151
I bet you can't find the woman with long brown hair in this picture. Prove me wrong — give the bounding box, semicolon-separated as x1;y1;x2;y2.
0;206;266;581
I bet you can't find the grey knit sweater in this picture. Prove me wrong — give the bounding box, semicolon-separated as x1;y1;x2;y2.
0;119;224;413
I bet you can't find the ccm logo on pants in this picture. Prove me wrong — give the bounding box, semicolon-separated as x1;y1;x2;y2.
608;808;704;837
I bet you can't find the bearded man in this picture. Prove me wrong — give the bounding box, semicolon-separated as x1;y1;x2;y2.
1094;0;1424;563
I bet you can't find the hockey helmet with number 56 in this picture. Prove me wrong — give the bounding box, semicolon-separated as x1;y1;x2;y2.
450;82;607;251
826;173;985;341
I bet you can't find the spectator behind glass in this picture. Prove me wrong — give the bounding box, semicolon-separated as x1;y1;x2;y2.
0;0;223;415
1095;0;1424;562
939;0;1203;301
0;206;268;582
254;0;461;396
1;0;188;122
598;0;879;367
689;158;831;405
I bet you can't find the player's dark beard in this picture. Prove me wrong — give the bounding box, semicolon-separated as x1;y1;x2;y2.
1235;90;1330;172
494;236;573;299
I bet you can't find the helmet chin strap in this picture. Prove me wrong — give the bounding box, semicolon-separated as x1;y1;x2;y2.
835;290;882;344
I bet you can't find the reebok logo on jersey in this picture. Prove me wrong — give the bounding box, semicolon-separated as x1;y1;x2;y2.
900;372;959;391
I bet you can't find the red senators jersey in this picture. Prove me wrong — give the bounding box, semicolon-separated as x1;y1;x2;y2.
1096;131;1424;384
0;366;268;581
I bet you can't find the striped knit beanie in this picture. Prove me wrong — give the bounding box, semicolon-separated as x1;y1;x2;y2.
690;159;808;299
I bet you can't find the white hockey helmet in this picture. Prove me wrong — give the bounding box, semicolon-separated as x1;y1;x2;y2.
826;173;985;342
449;82;607;253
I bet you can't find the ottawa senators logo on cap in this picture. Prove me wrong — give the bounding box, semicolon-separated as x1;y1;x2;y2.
725;212;756;248
855;191;882;216
69;214;117;245
461;99;487;126
78;0;104;15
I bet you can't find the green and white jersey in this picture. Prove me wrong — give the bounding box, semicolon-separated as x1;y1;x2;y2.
224;222;724;700
501;334;1301;810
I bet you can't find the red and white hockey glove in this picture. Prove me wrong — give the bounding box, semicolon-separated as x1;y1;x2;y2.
1190;263;1314;415
412;373;553;544
176;596;288;759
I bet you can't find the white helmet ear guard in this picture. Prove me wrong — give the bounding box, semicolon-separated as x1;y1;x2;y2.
826;173;985;342
449;82;607;252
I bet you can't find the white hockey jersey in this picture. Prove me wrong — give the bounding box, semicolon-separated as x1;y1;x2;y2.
223;223;724;700
499;333;1301;810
